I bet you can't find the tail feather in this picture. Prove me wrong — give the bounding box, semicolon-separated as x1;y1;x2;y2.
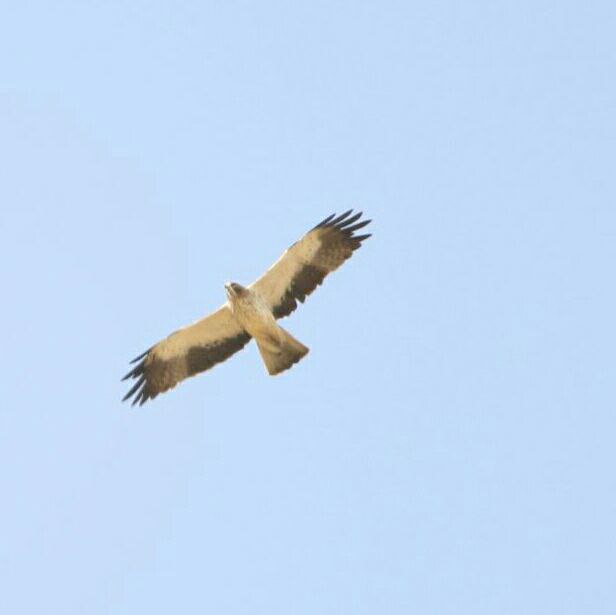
257;327;309;376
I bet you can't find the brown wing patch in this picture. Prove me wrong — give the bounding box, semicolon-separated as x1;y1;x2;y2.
122;331;251;406
272;210;371;318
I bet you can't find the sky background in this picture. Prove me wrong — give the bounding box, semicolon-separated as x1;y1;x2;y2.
1;1;615;613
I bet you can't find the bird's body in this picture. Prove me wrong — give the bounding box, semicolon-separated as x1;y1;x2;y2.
225;282;277;340
123;210;371;405
225;281;310;375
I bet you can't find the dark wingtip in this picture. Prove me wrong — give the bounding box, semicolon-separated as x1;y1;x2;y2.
312;209;373;234
329;209;354;226
337;211;362;228
131;388;145;406
122;357;146;381
313;213;336;230
122;367;136;382
122;375;145;401
130;348;151;364
123;349;151;403
344;219;371;233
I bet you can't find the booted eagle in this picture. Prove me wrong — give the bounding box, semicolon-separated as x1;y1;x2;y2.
122;210;371;405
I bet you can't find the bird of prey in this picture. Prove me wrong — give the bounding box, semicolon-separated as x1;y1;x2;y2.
122;210;371;405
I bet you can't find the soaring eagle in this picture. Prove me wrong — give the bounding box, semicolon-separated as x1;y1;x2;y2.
122;210;371;405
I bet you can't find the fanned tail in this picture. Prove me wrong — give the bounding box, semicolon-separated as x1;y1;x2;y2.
257;326;309;376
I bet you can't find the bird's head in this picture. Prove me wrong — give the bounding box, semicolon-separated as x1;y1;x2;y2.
225;282;246;300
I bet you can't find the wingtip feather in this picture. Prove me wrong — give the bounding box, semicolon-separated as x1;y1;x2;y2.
345;219;371;233
329;209;354;226
337;211;362;228
130;348;150;364
313;213;336;229
122;375;145;402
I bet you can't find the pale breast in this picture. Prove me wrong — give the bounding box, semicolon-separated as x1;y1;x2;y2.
232;288;277;338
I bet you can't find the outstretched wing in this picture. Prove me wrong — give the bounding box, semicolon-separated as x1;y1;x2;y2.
122;306;251;405
250;210;371;319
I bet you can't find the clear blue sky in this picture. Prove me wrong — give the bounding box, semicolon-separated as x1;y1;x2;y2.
1;2;614;613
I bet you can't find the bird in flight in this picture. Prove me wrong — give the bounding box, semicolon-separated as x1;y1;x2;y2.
122;210;372;405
